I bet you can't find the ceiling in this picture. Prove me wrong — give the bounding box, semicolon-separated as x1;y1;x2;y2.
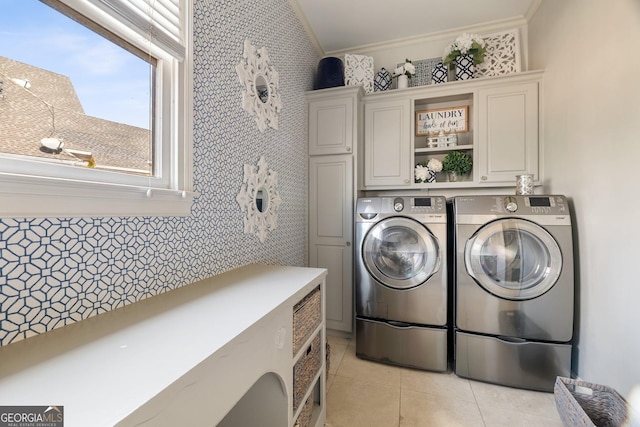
293;0;537;54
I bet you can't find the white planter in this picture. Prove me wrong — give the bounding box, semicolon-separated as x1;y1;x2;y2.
397;74;409;89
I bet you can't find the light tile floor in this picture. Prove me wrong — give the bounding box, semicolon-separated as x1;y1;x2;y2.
326;334;564;427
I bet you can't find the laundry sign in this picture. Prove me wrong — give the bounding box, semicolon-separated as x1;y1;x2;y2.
416;106;468;136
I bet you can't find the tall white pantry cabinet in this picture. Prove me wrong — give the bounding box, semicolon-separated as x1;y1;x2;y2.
307;86;363;333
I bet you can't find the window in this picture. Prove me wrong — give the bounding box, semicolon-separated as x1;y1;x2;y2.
0;0;193;217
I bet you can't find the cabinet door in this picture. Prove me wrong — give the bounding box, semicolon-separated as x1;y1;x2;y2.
309;97;354;155
364;99;411;187
477;82;539;183
309;155;353;332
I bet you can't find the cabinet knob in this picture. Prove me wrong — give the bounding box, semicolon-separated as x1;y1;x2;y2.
346;241;351;247
346;147;351;152
481;176;487;181
404;179;409;184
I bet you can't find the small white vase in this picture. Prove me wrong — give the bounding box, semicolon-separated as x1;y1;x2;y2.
397;74;409;89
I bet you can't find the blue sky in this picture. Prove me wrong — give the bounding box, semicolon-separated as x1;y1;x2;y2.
0;0;150;129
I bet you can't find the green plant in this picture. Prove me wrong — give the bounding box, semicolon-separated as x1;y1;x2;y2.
442;150;472;175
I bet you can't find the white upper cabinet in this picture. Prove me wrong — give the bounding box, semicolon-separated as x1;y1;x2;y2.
477;81;539;183
364;98;412;187
361;71;543;190
309;88;358;156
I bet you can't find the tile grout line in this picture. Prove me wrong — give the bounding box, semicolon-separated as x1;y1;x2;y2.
397;386;403;427
398;369;404;427
328;336;350;379
469;381;489;427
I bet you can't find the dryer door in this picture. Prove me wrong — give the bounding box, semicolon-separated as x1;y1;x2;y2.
465;218;562;300
362;217;440;289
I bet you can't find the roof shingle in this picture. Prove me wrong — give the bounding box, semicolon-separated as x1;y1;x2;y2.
0;56;151;174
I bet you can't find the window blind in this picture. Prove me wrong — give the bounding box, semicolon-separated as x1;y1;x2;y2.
92;0;184;60
47;0;185;61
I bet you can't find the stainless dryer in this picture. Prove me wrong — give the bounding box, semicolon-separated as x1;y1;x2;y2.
453;195;574;391
355;196;447;372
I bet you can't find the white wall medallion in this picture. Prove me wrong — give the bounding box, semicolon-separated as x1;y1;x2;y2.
476;29;522;78
236;156;282;243
235;39;283;133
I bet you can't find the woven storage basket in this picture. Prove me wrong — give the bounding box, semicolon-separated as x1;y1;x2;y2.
326;341;331;379
554;377;629;426
293;333;321;412
294;394;314;427
293;286;321;356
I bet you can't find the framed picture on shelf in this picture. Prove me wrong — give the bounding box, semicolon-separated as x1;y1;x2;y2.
416;106;468;136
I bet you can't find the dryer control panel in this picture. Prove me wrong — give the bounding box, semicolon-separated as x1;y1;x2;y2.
384;197;446;213
455;195;567;216
496;195;567;215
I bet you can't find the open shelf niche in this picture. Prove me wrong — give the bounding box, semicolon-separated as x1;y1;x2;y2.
413;92;475;186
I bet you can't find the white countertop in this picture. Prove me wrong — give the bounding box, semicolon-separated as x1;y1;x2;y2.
0;264;327;426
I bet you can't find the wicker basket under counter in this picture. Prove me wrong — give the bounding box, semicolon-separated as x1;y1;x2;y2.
293;393;314;427
554;377;630;426
293;333;322;412
293;286;321;356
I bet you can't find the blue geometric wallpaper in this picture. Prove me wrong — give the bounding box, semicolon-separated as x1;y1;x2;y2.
0;0;320;346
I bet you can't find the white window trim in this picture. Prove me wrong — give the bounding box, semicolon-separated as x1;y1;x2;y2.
0;0;195;218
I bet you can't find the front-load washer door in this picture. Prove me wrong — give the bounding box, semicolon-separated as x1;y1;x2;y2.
362;217;440;290
465;218;562;300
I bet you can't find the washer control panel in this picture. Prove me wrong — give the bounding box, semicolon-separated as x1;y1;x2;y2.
393;197;404;212
409;196;446;213
356;196;446;218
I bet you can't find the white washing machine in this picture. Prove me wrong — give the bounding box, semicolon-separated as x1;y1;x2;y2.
453;195;574;391
355;196;448;372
